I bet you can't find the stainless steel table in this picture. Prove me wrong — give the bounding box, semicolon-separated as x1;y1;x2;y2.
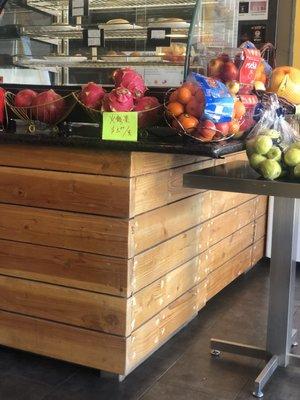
183;161;300;398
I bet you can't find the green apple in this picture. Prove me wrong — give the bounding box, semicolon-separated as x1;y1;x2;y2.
284;148;300;167
294;164;300;178
260;159;282;180
290;142;300;150
249;153;267;170
246;138;257;157
254;135;273;155
259;128;281;140
266;146;282;161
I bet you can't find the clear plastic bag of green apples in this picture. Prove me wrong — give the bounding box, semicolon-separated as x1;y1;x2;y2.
246;94;300;180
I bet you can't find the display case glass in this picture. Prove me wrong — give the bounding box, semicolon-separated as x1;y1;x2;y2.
0;0;238;87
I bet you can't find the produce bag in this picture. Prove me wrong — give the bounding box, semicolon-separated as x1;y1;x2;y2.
246;94;300;180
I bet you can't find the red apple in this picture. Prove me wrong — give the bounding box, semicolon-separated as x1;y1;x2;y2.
219;53;230;63
208;58;224;78
198;119;216;140
220;61;239;83
186;97;203;118
215;122;229;137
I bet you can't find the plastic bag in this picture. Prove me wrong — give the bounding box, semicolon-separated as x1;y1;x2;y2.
246;94;300;180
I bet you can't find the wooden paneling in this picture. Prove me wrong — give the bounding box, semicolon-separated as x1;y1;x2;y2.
132;198;256;291
201;222;255;275
0;309;126;374
0;239;128;296
132;193;210;255
130;152;211;176
208;199;256;247
126;281;207;374
207;247;253;300
0;204;130;258
133;160;214;215
129;257;206;333
0;166;130;217
132;226;205;293
254;214;267;242
252;237;266;266
0;145;131;176
255;196;268;218
0;275;126;335
210;191;256;218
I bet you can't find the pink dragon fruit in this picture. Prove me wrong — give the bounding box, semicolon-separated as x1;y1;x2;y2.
103;87;134;112
113;68;146;100
79;82;105;109
134;96;161;128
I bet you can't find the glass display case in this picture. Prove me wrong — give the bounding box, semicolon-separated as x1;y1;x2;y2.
0;0;238;87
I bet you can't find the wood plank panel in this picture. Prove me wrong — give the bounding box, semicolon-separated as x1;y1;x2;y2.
255;196;268;218
207;246;253;300
130;257;206;333
132;225;208;293
0;309;126;374
126;281;207;374
0;145;131;176
215;151;248;166
133;193;211;255
0;166;130;217
0;204;130;258
208;198;256;247
254;214;267;242
252;237;266;266
133;160;214;215
0;275;126;335
130;152;211;176
201;222;255;275
0;239;128;296
210;191;256;218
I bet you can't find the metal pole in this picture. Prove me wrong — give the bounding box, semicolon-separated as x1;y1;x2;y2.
266;196;298;366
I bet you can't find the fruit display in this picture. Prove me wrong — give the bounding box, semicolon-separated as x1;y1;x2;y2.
7;88;71;129
268;66;300;105
76;68;161;129
246;129;300;180
166;74;235;142
208;48;262;95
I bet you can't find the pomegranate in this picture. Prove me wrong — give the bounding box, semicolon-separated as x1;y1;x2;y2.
14;89;38;108
113;68;146;100
32;89;66;124
79;82;105;109
134;96;161;128
103;88;134;112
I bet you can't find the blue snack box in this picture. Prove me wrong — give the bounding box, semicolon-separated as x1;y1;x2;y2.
187;73;234;123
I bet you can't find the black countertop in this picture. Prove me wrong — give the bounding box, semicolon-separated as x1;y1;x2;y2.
183;160;300;198
0;126;245;159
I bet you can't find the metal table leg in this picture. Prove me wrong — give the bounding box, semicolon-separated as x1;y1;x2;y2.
210;197;299;398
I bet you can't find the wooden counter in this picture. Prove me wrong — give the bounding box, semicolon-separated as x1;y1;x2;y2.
0;145;267;377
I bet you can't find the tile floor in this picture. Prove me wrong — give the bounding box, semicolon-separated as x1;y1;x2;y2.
0;259;299;400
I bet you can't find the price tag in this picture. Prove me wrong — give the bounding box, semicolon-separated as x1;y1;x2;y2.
147;28;171;47
102;112;138;142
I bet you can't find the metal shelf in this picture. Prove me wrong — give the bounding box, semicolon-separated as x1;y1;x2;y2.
14;56;185;70
26;0;196;15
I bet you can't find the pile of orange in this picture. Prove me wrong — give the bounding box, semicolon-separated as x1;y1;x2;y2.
166;82;204;133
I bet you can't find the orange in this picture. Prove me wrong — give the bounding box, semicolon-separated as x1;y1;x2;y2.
177;87;192;104
178;114;199;131
169;90;178;102
233;101;246;119
181;82;198;95
228;120;240;135
167;101;184;117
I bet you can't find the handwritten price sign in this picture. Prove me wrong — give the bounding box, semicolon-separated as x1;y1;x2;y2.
102;112;138;142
